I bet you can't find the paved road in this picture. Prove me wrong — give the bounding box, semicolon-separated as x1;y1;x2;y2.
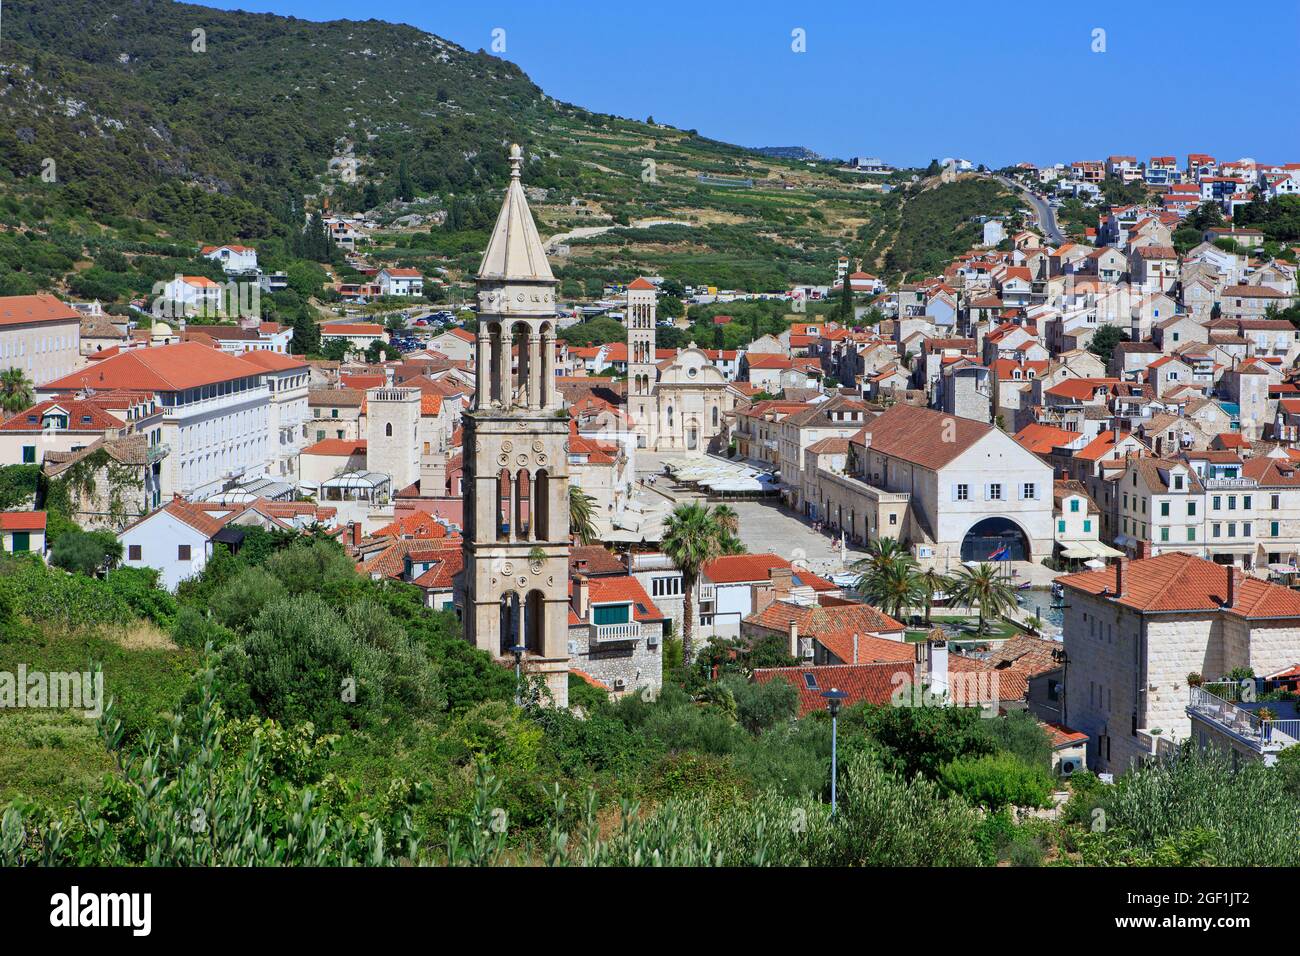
727;499;872;578
994;174;1066;244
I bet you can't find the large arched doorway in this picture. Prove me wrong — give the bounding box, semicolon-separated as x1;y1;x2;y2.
960;516;1030;562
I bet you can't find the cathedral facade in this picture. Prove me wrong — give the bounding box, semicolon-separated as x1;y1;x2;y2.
623;280;734;454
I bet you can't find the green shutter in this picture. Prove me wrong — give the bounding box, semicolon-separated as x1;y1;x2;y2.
11;532;29;553
592;604;630;626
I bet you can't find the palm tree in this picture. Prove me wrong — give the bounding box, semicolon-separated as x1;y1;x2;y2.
916;567;953;625
660;502;725;663
850;537;911;595
947;563;1016;635
863;557;923;621
568;486;598;545
0;368;33;415
712;504;739;537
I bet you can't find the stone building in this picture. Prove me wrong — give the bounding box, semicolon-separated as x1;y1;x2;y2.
365;386;421;492
623;280;735;454
1058;553;1300;773
566;574;666;698
459;145;572;707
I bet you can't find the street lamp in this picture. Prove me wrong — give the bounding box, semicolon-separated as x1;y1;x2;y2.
509;644;527;707
822;687;847;815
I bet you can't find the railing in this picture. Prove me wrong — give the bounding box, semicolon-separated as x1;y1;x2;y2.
1203;478;1257;490
591;621;641;643
1189;684;1300;751
146;443;170;463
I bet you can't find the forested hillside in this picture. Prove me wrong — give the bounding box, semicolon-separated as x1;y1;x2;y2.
0;0;1018;312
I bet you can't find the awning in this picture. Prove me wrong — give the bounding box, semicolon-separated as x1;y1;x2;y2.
1060;540;1124;560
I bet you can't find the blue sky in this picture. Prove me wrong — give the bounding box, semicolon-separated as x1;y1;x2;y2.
205;0;1300;168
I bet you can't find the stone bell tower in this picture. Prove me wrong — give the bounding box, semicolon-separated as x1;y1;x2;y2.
625;277;658;449
462;144;570;707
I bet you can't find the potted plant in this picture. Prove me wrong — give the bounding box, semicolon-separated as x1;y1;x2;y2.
1187;672;1203;688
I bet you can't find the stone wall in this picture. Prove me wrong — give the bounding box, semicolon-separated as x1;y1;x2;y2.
568;618;664;698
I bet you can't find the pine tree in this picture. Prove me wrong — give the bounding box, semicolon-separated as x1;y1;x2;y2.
839;258;856;324
397;157;415;203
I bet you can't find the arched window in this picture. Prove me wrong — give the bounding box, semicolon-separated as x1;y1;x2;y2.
385;422;393;437
712;406;719;427
535;470;551;540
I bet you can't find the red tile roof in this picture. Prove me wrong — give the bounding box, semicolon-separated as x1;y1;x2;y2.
302;438;367;456
372;513;451;539
856;403;993;470
0;295;81;328
1057;552;1300;619
43;342;270;392
754;662;915;716
1013;423;1081;455
0;397;125;432
703;554;794;585
0;511;47;531
238;350;308;371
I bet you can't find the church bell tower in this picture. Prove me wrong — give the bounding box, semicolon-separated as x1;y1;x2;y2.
462;144;571;707
625;278;658;449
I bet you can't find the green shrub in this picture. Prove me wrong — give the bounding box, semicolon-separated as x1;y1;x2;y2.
938;752;1054;810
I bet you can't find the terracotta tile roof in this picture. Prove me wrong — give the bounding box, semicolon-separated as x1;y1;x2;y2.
238;350;308;371
302;438;366;456
946;654;1029;704
130;498;235;538
568;546;626;576
704;553;833;586
806;437;850;455
981;633;1062;677
1057;552;1300;619
373;513;451;539
308;387;364;407
410;549;463;590
1044;377;1120;401
570;575;665;623
0;397;126;432
1013;423;1081;455
746;601;907;664
570;668;611;691
361;536;461;580
341;374;386;390
0;511;47;531
627;277;657;291
1043;721;1088;749
43;342;269;393
856;403;993;470
753;662;915;717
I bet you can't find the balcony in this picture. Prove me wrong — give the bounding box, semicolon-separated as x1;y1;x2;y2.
591;621;641;643
146;442;171;463
1204;478;1257;490
1188;682;1300;755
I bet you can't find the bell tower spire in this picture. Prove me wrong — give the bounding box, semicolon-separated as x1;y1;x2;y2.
462;144;570;707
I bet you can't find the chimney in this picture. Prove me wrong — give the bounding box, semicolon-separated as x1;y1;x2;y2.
1226;565;1238;608
789;619;799;660
574;574;590;620
770;566;794;595
1115;556;1129;598
351;521;363;549
852;632;860;664
928;639;949;701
